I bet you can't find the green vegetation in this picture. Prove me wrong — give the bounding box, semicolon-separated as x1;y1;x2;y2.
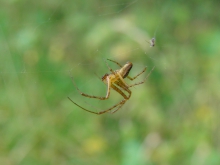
0;0;220;164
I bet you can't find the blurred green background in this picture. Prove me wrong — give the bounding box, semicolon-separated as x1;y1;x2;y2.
1;0;220;164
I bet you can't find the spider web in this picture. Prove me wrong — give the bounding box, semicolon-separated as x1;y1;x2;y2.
1;0;219;164
0;0;164;112
0;0;167;163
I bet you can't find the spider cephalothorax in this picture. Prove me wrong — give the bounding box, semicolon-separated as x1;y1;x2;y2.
68;59;154;115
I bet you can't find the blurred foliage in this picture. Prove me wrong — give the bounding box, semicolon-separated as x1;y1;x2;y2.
0;0;220;164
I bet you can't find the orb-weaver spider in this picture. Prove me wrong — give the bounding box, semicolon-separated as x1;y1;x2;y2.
68;59;154;115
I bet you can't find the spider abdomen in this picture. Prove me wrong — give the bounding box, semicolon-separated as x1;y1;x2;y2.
119;62;133;78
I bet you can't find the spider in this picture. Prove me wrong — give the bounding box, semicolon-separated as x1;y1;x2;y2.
68;59;155;115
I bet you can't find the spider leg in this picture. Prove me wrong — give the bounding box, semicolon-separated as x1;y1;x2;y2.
129;66;155;87
98;84;130;114
70;76;111;100
117;72;129;88
109;83;131;114
127;67;147;81
68;84;130;115
68;96;127;115
107;59;123;67
107;83;131;114
111;84;129;99
105;60;115;75
114;81;131;99
110;100;126;114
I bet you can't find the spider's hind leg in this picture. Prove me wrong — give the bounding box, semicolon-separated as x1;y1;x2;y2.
127;67;147;81
129;66;155;87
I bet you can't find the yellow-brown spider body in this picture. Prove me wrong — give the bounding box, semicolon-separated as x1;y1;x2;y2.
68;59;154;115
102;62;132;84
